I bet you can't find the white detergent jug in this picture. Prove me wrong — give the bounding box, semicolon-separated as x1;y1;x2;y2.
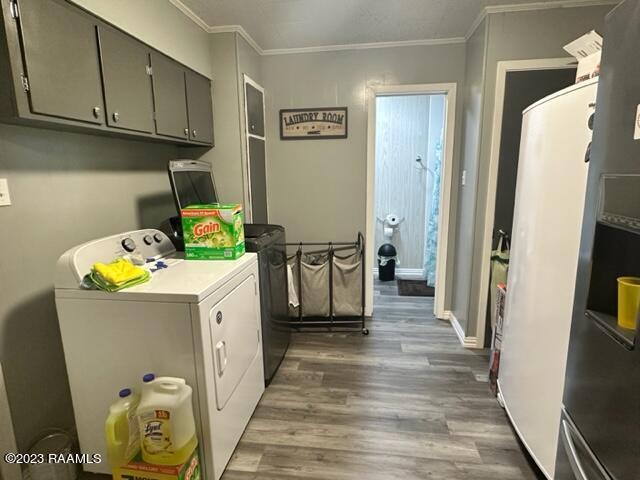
136;377;197;466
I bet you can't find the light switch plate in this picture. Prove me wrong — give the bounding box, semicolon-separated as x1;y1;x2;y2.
0;179;12;206
634;104;640;140
461;170;467;186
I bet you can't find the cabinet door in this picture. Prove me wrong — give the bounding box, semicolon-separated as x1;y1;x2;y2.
185;70;213;145
98;26;154;133
16;0;104;124
150;53;189;140
248;137;268;223
245;82;264;137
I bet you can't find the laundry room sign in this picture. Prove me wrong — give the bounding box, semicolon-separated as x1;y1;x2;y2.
279;107;348;140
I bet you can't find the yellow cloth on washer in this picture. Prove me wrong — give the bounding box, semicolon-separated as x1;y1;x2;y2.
92;258;147;286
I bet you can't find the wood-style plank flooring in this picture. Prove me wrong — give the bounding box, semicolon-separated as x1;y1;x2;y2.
222;280;542;480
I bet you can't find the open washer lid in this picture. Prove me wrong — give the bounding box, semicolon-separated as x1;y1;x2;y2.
168;159;219;214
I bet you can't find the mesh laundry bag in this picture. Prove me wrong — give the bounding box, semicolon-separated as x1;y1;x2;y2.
332;251;362;316
300;252;330;317
287;254;300;318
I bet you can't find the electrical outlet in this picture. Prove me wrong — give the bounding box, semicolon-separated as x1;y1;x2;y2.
461;170;467;186
0;179;12;206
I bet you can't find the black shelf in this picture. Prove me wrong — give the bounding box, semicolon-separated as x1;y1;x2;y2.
586;309;636;350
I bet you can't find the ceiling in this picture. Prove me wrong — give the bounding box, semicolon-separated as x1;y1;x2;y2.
174;0;610;52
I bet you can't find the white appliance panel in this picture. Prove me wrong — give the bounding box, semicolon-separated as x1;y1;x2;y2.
498;79;597;479
209;274;261;409
56;299;197;474
192;263;264;480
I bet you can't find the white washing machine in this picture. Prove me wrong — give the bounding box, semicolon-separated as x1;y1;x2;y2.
54;229;265;480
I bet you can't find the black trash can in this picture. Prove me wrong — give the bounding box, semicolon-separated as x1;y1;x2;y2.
378;244;397;281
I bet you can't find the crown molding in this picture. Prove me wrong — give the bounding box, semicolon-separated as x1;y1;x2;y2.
207;24;264;55
168;0;210;31
170;0;618;56
465;0;619;40
465;9;489;41
261;37;466;56
485;0;618;14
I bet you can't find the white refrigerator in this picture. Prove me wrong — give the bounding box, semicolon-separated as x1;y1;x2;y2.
498;78;598;479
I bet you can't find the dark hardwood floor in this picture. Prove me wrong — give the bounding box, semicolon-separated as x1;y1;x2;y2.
222;280;543;480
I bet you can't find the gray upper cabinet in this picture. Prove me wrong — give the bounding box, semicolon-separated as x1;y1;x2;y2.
151;53;189;141
245;83;264;137
98;25;154;133
16;0;103;124
186;70;213;145
0;0;213;146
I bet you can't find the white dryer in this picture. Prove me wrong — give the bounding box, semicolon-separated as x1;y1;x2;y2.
54;229;265;480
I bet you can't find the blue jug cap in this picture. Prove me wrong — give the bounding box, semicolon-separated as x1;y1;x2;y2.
142;373;155;382
118;388;132;398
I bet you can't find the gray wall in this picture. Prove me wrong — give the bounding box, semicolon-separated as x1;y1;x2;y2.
0;125;179;449
451;19;488;332
262;44;466;305
198;32;245;204
0;1;208;450
452;5;613;338
197;32;264;215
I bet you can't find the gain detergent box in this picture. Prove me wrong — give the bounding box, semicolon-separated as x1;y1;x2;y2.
181;203;245;260
112;448;200;480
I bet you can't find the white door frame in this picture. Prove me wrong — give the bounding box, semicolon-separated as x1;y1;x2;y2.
365;83;457;319
474;58;575;346
242;74;268;223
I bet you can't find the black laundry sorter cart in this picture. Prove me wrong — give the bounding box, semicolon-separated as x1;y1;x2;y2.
287;233;368;335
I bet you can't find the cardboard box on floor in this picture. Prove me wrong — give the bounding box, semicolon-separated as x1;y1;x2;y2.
489;283;507;396
112;448;200;480
564;30;603;84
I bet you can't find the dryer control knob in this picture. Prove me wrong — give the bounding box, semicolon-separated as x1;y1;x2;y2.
143;235;153;245
153;233;163;243
121;238;136;252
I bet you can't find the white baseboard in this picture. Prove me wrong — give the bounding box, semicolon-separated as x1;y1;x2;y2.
373;267;425;280
448;311;481;349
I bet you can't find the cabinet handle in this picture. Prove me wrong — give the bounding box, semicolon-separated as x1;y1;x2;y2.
184;128;189;136
92;107;101;118
192;129;197;138
251;124;255;131
112;112;119;123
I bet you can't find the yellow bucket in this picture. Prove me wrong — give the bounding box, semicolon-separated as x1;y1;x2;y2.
617;277;640;330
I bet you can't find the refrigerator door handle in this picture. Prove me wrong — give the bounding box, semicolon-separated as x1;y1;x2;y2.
562;419;590;480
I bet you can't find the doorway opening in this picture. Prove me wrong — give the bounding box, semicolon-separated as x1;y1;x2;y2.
477;59;576;346
365;84;457;319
